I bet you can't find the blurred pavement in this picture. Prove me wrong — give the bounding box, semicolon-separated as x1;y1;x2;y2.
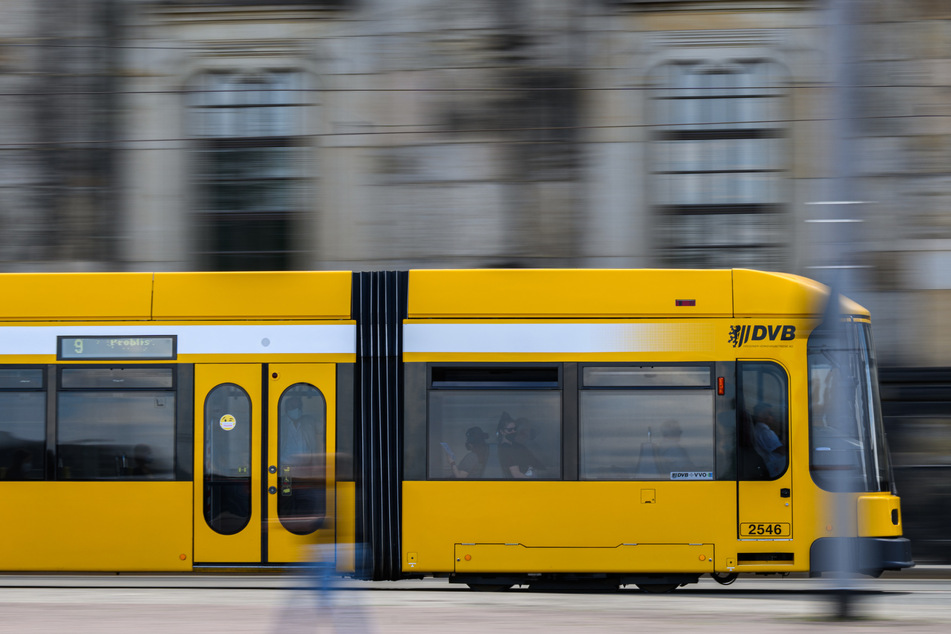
2;573;951;633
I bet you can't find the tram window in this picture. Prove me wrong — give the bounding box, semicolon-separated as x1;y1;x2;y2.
61;367;174;389
0;368;46;481
583;366;711;388
277;384;326;535
737;362;789;480
428;367;562;480
432;367;560;388
203;384;252;535
580;365;715;481
808;323;889;492
0;368;44;389
580;390;715;480
56;367;177;481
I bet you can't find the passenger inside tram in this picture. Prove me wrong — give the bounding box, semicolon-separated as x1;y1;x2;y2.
448;426;489;479
497;412;542;478
656;419;695;474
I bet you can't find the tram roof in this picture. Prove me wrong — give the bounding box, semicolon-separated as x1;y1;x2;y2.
0;269;866;321
0;271;352;321
407;269;868;320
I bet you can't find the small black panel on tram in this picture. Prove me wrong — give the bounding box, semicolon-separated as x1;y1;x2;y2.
431;366;560;388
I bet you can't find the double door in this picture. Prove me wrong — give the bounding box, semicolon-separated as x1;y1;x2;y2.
193;363;336;564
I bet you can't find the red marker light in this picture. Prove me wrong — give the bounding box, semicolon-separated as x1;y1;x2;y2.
717;377;725;395
676;299;696;307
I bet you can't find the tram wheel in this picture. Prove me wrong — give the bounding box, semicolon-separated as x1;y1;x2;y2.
635;583;678;594
467;583;514;592
711;572;738;586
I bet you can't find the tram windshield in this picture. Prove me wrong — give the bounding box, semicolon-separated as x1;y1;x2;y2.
808;320;894;493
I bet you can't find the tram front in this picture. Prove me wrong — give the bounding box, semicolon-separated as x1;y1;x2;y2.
807;313;914;576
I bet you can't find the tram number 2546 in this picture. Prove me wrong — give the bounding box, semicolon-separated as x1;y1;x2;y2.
740;523;791;537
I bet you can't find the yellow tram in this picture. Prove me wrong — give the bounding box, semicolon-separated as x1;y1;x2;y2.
0;269;912;589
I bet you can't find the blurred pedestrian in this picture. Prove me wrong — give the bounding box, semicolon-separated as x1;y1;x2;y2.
272;452;374;634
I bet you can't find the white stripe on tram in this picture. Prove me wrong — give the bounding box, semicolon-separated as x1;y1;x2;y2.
0;324;356;356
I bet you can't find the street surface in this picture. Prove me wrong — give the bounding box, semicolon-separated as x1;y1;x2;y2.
0;573;949;633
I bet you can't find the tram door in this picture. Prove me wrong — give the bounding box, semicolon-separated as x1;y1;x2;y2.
194;364;262;563
266;363;335;563
193;363;335;564
736;362;793;540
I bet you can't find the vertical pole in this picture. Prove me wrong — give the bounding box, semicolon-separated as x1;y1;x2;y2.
816;0;862;619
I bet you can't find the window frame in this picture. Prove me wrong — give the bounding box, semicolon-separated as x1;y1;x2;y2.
649;60;789;268
0;365;48;481
54;364;186;482
276;382;328;535
808;321;893;492
202;381;254;535
188;69;312;271
581;364;713;389
578;362;717;481
425;363;564;481
736;360;790;481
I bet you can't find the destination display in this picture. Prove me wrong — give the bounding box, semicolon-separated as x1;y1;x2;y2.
58;335;177;360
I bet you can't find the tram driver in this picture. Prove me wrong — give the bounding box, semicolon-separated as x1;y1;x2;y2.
751;402;787;478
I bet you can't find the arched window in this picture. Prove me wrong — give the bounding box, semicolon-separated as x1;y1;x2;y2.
203;383;252;535
277;383;326;535
650;61;788;268
188;71;311;271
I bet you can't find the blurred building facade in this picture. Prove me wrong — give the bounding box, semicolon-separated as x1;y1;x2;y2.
0;0;949;365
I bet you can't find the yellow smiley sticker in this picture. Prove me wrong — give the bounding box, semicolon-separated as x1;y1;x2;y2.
219;414;236;431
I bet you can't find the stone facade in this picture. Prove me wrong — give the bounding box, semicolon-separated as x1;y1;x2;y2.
0;0;120;269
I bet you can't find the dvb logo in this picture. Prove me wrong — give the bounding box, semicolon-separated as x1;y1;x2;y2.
729;324;796;348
